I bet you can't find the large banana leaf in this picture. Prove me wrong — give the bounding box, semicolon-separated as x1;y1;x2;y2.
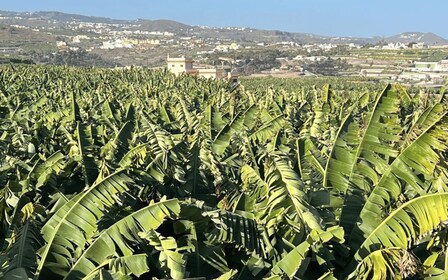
348;193;448;276
64;199;180;280
101;121;134;163
31;151;67;190
325;84;403;234
323;112;358;192
250;115;285;144
1;220;43;278
212;104;257;156
76;123;99;187
70;91;81;124
82;254;149;280
184;140;206;196
270;226;344;279
350;104;447;250
264;154;324;231
140;229;187;279
205;210;261;254
348;248;418;280
173;203;232;276
35;171;133;279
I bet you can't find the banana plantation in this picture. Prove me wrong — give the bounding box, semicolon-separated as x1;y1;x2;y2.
0;65;447;280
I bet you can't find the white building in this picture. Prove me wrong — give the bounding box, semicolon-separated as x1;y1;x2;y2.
382;42;408;50
167;56;238;82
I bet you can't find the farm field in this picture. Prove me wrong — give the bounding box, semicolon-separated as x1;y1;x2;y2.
0;65;447;279
346;48;448;62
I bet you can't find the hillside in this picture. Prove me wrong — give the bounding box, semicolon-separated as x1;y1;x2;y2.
384;32;448;45
0;10;127;24
1;10;447;45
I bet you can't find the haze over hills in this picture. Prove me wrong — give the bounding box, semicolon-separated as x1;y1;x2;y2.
0;10;447;45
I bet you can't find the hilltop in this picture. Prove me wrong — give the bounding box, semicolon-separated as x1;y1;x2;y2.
383;32;448;45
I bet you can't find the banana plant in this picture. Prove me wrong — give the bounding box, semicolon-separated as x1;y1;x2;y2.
0;65;446;279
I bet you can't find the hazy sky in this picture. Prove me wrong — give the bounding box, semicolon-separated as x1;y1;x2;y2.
1;0;447;38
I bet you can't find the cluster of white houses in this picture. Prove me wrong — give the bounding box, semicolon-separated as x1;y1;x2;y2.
167;56;238;82
360;59;448;86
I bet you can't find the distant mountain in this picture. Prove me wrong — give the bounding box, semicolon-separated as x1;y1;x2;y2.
0;10;447;45
0;10;191;33
383;32;448;45
0;10;127;24
134;19;191;33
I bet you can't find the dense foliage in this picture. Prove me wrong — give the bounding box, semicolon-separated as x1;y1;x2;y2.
0;65;447;279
